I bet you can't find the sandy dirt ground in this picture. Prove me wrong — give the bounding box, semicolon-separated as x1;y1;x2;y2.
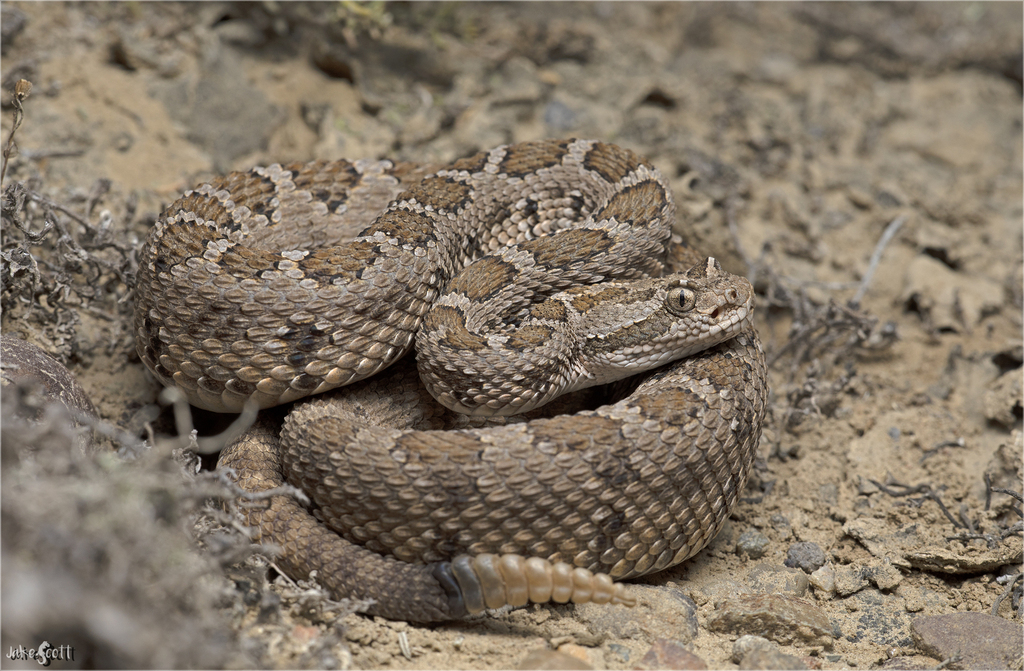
1;3;1021;669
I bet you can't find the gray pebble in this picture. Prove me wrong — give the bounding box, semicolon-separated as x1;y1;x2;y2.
808;564;836;595
785;542;827;573
736;530;770;559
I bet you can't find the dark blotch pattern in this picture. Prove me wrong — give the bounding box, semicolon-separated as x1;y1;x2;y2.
498;140;572;178
595;180;668;226
583;141;647;184
446;257;518;301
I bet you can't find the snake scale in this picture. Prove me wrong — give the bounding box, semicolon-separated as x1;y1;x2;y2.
134;139;768;622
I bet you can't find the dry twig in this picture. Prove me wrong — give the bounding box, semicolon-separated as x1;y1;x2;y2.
1;78;31;186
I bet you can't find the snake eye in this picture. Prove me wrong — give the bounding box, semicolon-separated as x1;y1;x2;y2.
667;285;696;313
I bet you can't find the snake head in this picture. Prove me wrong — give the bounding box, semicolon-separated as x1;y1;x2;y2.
669;256;753;325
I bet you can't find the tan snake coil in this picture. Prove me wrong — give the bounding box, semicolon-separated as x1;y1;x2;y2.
134;139;768;621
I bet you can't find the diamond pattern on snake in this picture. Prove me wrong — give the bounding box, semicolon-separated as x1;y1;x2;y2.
134;139;768;622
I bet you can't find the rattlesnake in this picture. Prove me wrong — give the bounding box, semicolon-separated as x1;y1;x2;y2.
134;139;768;622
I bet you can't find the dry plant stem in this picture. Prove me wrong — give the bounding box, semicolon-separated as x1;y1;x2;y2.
1;79;32;188
19;147;86;160
850;214;908;308
991;572;1023;618
160;386;260;455
204;468;310;510
869;478;965;529
991;487;1024;506
987;476;1024;518
767;298;878;373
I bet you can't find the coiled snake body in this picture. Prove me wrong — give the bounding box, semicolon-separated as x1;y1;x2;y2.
135;139;768;621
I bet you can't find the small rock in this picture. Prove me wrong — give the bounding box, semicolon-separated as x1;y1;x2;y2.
707;594;834;648
731;635;775;663
638;639;707;670
808;564;836;596
844;589;914;647
748;564;809;596
834;564;870;596
785;542;827;573
680;148;745;202
846;186;875;210
911;612;1023;670
739;648;808;670
516;649;592;670
867;560;903;591
737;530;771;559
